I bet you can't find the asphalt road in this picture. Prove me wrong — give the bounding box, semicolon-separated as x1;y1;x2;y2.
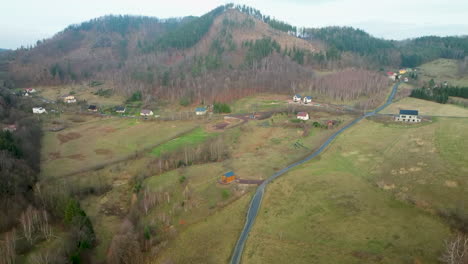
230;83;400;264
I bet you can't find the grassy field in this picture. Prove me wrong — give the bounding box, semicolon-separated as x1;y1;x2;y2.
151;127;216;157
153;194;252;264
381;97;468;117
41;117;199;178
230;94;289;113
137;112;355;262
419;58;468;86
243;117;467;263
35;83;126;106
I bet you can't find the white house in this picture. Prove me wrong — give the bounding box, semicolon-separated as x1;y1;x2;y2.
297;112;309;120
395;110;421;123
63;95;76;103
195;107;207;115
140;109;153;116
32;107;47;114
303;96;312;104
293;94;302;102
25;88;36;93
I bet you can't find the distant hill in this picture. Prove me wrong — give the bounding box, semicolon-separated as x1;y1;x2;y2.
302;26;468;68
4;4;468;106
0;48;9;53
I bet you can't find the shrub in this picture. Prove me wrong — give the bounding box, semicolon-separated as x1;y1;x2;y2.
213;103;231;113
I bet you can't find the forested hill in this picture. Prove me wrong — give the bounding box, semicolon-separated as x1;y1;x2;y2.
3;4;468;105
302;26;468;68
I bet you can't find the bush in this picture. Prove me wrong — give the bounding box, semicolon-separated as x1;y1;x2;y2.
179;97;191;106
213;103;231;113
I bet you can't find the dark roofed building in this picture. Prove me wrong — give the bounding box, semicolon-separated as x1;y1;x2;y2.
88;105;98;112
115;106;126;113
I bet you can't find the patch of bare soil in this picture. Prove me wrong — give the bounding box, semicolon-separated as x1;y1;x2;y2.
101;127;117;134
214;122;229;130
48;152;61;160
68;116;85;123
66;154;85;160
445;180;458;188
57;132;82;144
94;148;113;156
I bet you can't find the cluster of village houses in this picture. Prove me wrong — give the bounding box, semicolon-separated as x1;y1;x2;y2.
24;87;421;129
387;68;415;82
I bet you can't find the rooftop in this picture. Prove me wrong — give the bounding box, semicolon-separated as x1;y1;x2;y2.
399;110;419;115
224;171;235;177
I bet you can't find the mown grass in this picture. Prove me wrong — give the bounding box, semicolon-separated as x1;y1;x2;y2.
150;127;215;157
381;97;468;117
419;58;468;86
244;117;467;263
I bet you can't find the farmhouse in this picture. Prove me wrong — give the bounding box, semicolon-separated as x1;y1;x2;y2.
88;105;98;112
63;95;76;103
195;107;207;115
140;109;153;116
395;109;421;123
32;107;47;114
24;88;36;93
221;171;236;184
115;106;126;113
297;112;309;120
303;96;312;104
293;94;302;102
2;124;17;132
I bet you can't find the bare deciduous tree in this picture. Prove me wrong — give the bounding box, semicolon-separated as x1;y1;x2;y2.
440;234;468;264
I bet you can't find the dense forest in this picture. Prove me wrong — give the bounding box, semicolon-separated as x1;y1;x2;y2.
302;27;468;68
410;85;468;104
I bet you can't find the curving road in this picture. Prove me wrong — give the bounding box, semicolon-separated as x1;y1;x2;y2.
230;83;400;264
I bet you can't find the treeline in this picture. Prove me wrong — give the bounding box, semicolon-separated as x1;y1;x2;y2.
400;36;468;67
302;26;468;68
410;86;468;104
233;4;297;33
302;26;398;66
150;5;230;51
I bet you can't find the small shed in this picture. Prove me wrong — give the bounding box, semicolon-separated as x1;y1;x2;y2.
140;109;153;116
195;107;207;115
221;171;236;184
63;95;76;103
32;107;47;114
88;105;98;112
115;106;126;113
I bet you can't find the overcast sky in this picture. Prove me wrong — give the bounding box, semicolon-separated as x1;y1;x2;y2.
1;0;468;49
